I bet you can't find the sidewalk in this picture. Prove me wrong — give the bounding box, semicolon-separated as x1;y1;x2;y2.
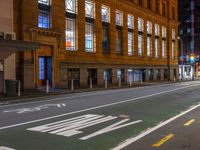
0;81;180;105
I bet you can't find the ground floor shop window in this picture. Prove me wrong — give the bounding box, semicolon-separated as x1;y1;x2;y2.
104;69;112;84
164;69;168;80
87;69;97;86
68;68;80;88
148;69;154;80
156;69;161;80
117;69;125;83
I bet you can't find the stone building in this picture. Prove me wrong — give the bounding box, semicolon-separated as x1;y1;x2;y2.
13;0;178;89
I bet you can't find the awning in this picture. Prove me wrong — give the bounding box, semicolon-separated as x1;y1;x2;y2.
0;39;39;60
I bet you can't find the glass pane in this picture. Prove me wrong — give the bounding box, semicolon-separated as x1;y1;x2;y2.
138;35;143;55
38;9;50;29
138;18;143;31
128;14;133;29
38;0;50;5
85;22;94;52
128;32;133;55
66;18;76;50
147;37;151;56
39;57;45;80
116;10;123;26
102;6;109;22
66;0;76;14
85;0;94;18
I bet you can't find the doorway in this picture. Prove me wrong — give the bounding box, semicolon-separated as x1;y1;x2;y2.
87;69;97;86
38;57;52;86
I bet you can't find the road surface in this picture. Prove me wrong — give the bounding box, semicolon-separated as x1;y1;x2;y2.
0;81;200;150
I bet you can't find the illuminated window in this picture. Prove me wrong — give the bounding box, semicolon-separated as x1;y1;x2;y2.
66;0;77;14
127;14;134;29
138;35;143;55
155;38;159;58
172;28;175;40
39;57;45;80
162;40;166;58
116;10;123;26
162;26;167;38
85;0;95;18
102;5;110;22
147;37;151;56
172;41;175;59
38;0;50;5
147;21;152;34
65;18;76;50
155;24;160;36
85;22;94;52
38;10;50;29
128;32;133;55
138;18;144;32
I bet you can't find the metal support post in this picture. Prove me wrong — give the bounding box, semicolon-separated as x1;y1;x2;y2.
105;78;108;89
71;79;74;91
46;80;49;94
119;77;121;87
90;78;93;89
18;81;21;97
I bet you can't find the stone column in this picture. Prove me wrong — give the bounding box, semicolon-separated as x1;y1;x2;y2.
112;69;118;86
80;68;88;88
97;68;104;86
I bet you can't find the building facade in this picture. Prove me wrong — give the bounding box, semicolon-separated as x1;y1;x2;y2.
14;0;178;89
0;0;15;93
179;0;200;79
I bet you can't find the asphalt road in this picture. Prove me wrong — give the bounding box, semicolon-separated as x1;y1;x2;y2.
0;81;200;150
123;103;200;150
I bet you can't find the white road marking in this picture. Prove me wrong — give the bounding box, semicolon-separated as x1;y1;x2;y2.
0;81;196;109
28;114;142;140
112;103;200;150
0;146;16;150
0;84;200;130
80;120;143;140
3;103;66;114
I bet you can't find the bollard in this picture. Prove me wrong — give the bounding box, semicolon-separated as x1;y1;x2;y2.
90;78;93;89
46;80;49;94
71;79;74;91
130;81;132;87
18;81;21;97
174;76;176;83
105;78;108;89
140;77;143;85
119;77;121;87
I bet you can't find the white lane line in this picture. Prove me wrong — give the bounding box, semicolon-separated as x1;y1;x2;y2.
0;146;16;150
112;103;200;150
0;82;194;108
0;84;199;130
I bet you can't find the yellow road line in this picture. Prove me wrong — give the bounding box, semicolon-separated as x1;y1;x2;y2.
152;133;174;147
184;119;195;126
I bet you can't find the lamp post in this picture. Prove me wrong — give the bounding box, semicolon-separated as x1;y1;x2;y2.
178;37;184;80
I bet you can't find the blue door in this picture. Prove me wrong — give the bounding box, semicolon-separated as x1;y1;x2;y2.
39;57;52;86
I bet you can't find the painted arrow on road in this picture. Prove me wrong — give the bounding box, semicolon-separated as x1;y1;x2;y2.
3;103;66;114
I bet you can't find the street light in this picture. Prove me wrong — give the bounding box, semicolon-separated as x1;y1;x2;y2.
178;37;184;80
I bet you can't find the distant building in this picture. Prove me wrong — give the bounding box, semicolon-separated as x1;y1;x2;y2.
178;0;200;78
13;0;178;90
